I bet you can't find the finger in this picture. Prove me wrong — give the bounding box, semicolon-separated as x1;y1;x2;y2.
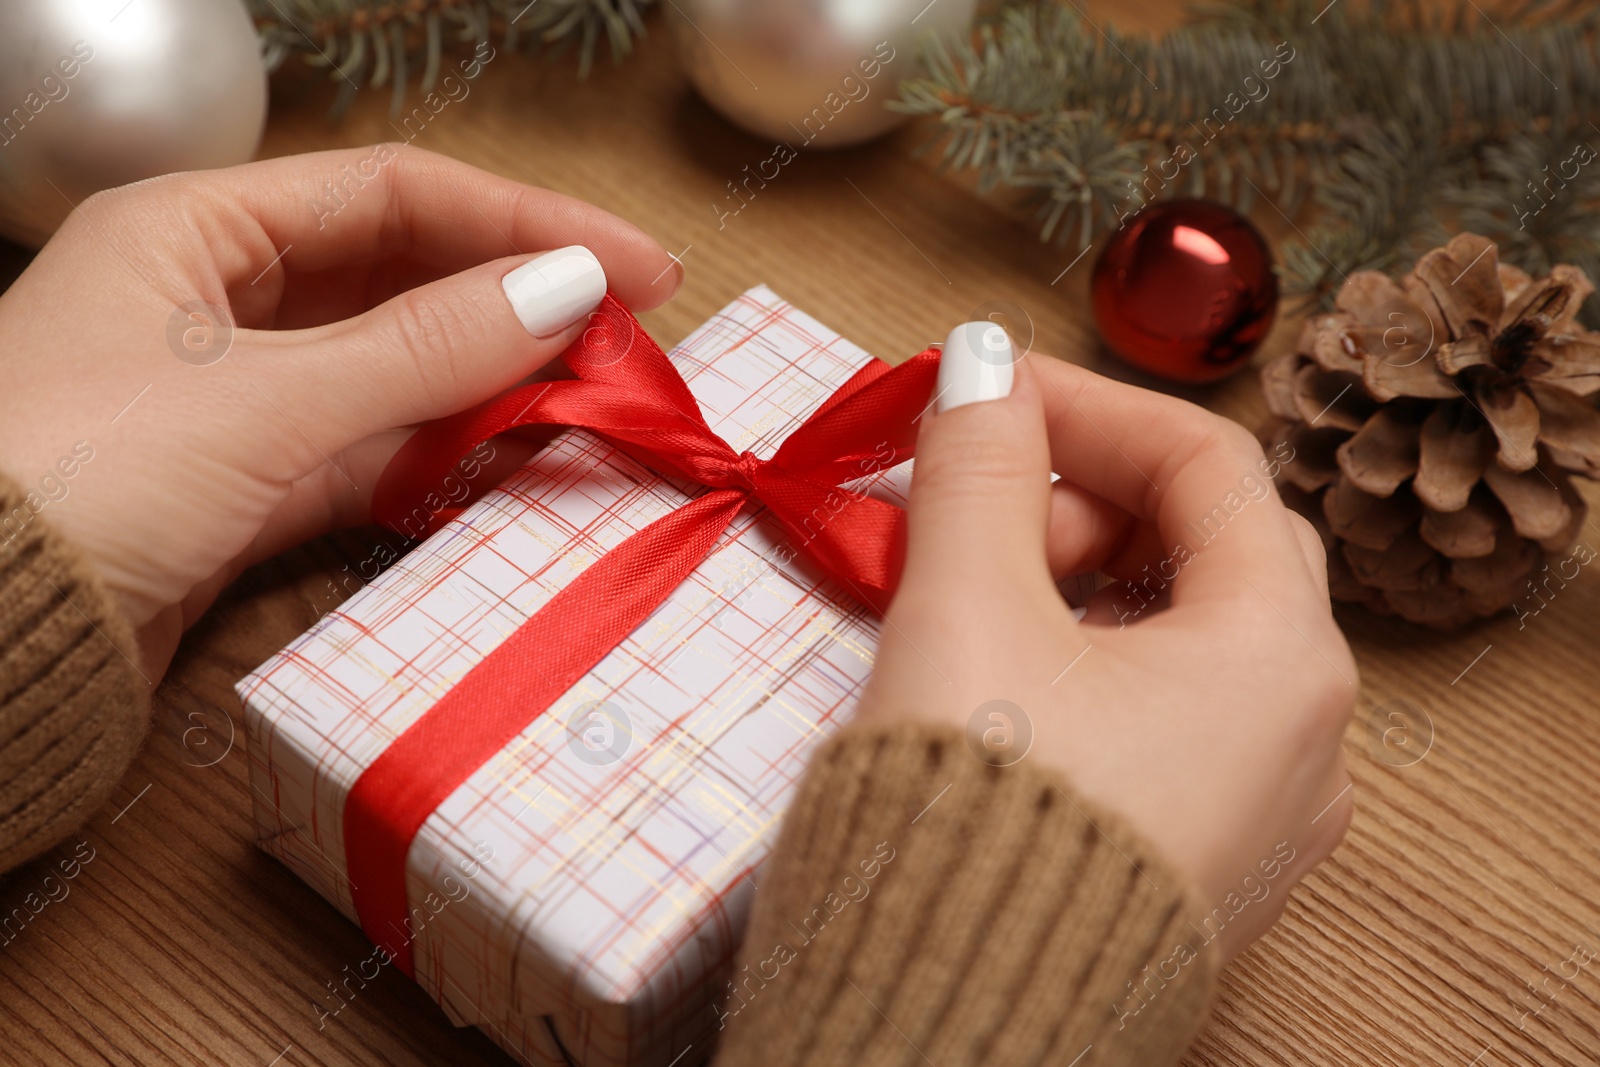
898;323;1059;607
195;144;680;316
1076;564;1178;627
1031;356;1320;618
1044;483;1189;585
1287;510;1332;608
249;247;605;450
231;431;412;570
1044;480;1134;579
236;423;559;569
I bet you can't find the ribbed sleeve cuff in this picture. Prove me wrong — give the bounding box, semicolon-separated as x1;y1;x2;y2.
0;474;149;872
713;722;1218;1067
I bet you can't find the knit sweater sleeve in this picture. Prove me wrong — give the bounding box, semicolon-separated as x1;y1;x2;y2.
712;722;1218;1067
0;473;149;873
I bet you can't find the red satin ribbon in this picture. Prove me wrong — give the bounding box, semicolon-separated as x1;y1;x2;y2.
347;294;939;974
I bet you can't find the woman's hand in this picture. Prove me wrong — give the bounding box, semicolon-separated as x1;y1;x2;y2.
859;323;1358;962
0;144;680;678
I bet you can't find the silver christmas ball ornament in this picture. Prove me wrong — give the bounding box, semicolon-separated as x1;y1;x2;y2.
0;0;268;247
668;0;976;148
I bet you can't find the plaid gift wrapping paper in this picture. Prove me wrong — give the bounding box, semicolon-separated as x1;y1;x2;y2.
237;286;913;1067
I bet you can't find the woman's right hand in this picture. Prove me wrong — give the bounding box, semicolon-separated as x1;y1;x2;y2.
856;322;1359;962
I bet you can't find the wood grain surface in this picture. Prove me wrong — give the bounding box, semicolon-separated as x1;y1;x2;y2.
2;2;1598;1065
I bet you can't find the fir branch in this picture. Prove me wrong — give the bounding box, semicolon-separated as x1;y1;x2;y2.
896;0;1600;322
248;0;653;116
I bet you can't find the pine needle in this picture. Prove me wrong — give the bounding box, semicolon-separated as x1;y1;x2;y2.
894;0;1600;323
247;0;655;118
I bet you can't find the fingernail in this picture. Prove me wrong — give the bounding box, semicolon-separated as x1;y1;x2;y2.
501;246;607;338
937;321;1015;413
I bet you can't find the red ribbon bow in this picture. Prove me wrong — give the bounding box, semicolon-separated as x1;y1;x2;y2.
348;294;939;974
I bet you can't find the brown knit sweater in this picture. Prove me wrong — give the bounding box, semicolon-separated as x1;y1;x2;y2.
0;476;149;873
0;472;1217;1064
713;724;1217;1066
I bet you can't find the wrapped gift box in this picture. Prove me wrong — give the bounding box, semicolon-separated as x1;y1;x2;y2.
237;286;914;1067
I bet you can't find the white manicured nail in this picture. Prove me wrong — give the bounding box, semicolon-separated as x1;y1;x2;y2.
501;246;607;338
937;321;1015;412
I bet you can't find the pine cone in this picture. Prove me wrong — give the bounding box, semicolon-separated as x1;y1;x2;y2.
1259;233;1600;628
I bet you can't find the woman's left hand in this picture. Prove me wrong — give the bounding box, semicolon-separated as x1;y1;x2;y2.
0;144;681;677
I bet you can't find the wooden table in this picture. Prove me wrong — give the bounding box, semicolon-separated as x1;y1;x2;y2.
3;3;1598;1065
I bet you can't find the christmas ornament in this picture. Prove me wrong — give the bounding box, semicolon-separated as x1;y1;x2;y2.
1259;232;1600;628
666;0;976;148
1091;199;1279;384
0;0;267;248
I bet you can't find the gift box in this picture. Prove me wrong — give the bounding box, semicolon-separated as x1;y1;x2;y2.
237;286;929;1067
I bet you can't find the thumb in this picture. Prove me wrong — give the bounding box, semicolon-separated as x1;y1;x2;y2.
898;322;1056;604
260;245;608;449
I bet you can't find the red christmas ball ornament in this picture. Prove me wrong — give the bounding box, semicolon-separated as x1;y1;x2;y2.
1090;199;1279;384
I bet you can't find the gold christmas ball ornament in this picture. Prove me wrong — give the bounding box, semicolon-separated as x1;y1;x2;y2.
1259;233;1600;629
0;0;268;248
667;0;977;148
